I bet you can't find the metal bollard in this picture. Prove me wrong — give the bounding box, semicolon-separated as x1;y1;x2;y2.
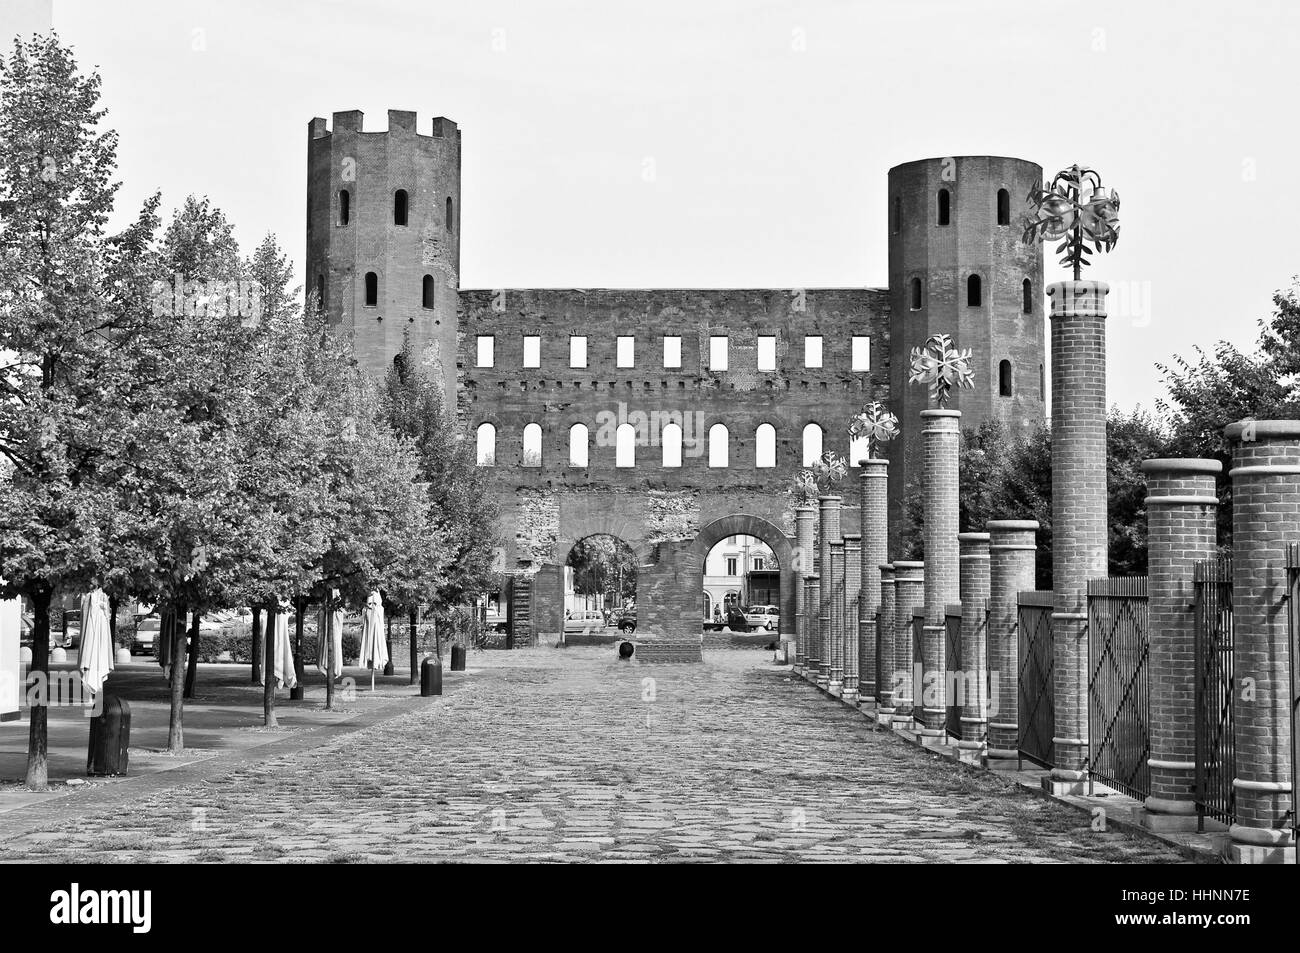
450;644;466;672
420;657;443;696
86;694;130;776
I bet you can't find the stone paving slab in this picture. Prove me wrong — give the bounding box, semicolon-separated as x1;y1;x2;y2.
0;646;1188;863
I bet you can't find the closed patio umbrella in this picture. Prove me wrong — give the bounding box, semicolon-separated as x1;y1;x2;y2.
78;588;114;697
316;590;344;682
359;590;387;691
264;598;297;690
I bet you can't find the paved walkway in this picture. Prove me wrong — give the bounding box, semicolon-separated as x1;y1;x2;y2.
0;647;1184;862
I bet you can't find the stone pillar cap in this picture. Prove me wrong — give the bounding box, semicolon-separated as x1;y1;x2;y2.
958;532;992;542
1047;279;1109;294
1140;458;1222;475
1224;419;1300;441
893;560;925;569
878;563;896;572
818;495;843;502
919;409;962;418
859;458;890;467
795;503;819;512
841;532;862;540
987;519;1040;531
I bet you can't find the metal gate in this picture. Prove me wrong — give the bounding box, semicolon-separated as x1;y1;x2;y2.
1087;577;1150;800
911;608;924;723
1193;558;1234;829
945;605;962;740
1017;591;1055;768
874;609;883;703
1287;544;1300;855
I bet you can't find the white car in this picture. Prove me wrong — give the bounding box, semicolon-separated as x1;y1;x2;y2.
743;605;779;630
564;610;607;635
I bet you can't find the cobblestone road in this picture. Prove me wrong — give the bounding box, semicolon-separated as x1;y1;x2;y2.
0;648;1184;863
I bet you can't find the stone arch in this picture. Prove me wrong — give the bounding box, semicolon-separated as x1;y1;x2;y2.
690;513;797;635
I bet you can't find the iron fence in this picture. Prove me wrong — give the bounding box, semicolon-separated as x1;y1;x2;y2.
1087;576;1150;800
1017;591;1055;768
911;608;924;724
1287;544;1300;856
945;605;962;741
1193;558;1235;829
874;609;883;703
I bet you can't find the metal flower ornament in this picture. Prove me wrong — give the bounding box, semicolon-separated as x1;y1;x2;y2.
1021;164;1121;280
849;401;900;462
909;333;975;409
790;450;849;504
790;468;820;505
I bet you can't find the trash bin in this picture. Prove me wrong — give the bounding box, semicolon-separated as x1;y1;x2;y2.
86;694;130;776
420;657;443;696
450;644;466;672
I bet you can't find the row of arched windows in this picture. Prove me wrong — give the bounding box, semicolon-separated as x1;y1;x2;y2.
893;188;1013;234
336;189;454;230
474;421;854;469
908;275;1035;313
358;271;437;309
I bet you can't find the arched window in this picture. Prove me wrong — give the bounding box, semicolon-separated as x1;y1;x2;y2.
661;422;682;468
1022;277;1032;314
702;592;712;619
1039;363;1045;401
616;423;636;468
997;188;1010;226
475;423;496;466
394;189;408;226
569;423;589;467
850;429;869;465
891;196;901;235
755;423;776;468
802;423;823;467
967;274;981;307
364;272;378;307
522;423;542;466
338;190;350;226
910;277;922;310
316;274;325;310
937;188;950;226
422;275;435;309
446;197;454;232
708;424;729;468
999;360;1013;397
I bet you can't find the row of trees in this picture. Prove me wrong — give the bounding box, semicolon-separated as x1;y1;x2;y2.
0;36;499;787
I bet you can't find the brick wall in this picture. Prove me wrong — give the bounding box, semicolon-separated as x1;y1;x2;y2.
957;532;991;745
986;520;1038;760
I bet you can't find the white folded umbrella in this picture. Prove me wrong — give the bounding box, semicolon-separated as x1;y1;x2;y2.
273;601;296;689
316;591;344;680
359;590;387;689
78;588;114;696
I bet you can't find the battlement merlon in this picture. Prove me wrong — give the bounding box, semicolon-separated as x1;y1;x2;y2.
308;111;459;140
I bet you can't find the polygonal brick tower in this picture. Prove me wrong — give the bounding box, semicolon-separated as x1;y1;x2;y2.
886;156;1045;554
306;109;461;410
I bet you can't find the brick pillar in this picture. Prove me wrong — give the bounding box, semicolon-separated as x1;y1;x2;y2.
802;575;817;681
1137;458;1221;831
1046;280;1108;794
829;540;845;694
876;564;897;719
842;534;862;704
919;409;961;738
817;496;842;690
956;532;991;763
892;561;924;729
858;461;888;708
793;504;817;673
985;520;1039;767
1224;420;1299;864
807;574;822;688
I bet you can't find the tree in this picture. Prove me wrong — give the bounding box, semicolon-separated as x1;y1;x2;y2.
0;36;156;787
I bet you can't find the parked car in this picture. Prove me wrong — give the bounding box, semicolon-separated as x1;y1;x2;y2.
616;610;636;633
132;616;161;656
723;605;751;632
743;605;779;630
564;610;607;635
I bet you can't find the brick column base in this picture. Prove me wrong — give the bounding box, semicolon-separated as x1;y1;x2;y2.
984;520;1039;769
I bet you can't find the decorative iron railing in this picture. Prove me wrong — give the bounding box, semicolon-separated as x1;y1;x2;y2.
945;605;962;741
1017;591;1055;768
1087;576;1150;800
1193;558;1235;829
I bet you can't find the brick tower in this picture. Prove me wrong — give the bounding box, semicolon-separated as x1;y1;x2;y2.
886;156;1045;553
306;110;462;409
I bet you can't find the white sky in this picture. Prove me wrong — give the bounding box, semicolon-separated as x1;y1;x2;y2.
19;0;1300;412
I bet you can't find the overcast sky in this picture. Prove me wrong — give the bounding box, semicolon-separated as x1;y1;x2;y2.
14;0;1300;412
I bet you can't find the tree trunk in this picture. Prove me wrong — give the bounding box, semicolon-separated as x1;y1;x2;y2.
383;609;394;677
167;602;188;752
108;595;119;650
264;602;278;727
250;606;262;683
434;617;441;662
25;587;53;789
408;608;419;685
183;610;199;699
324;593;334;712
290;596;306;701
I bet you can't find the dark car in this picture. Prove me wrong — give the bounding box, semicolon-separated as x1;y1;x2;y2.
723;606;751;632
616;610;636;633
